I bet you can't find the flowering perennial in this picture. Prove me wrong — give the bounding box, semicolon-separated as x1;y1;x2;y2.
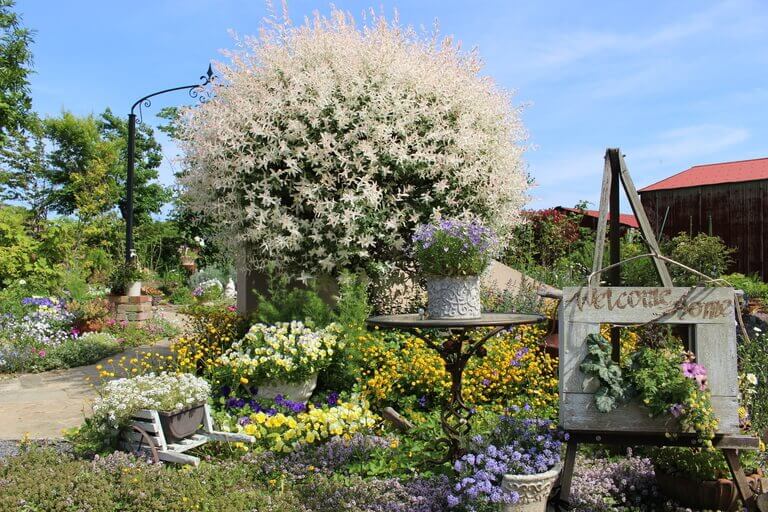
219;398;378;453
92;372;211;428
179;7;528;277
449;415;564;510
217;321;340;385
413;219;499;276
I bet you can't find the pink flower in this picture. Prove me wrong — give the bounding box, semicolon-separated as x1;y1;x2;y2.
227;305;237;312
681;362;706;379
38;349;46;358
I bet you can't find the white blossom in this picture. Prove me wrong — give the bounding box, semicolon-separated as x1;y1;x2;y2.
179;7;529;277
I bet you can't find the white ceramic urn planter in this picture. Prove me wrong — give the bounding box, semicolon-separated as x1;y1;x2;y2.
256;373;318;404
425;275;481;319
501;465;561;512
127;280;142;297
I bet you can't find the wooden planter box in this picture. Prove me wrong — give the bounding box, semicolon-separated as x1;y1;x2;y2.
559;286;739;435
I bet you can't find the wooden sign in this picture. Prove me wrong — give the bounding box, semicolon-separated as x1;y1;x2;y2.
559;286;739;434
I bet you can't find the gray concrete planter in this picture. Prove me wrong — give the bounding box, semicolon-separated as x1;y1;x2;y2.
425;275;481;319
501;465;560;512
256;373;318;404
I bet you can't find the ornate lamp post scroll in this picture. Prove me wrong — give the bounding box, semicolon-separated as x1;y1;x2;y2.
125;64;216;264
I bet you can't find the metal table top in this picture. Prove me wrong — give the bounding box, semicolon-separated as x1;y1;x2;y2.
366;312;546;329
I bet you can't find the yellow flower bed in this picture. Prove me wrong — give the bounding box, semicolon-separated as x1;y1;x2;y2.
221;399;378;453
357;324;558;413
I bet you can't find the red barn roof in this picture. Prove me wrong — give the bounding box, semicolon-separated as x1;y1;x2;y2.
639;157;768;192
557;207;639;229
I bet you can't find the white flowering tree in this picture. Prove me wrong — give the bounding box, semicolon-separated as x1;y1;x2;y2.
179;8;529;279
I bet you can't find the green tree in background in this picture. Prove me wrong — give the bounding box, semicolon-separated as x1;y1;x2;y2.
43;109;171;223
0;0;33;143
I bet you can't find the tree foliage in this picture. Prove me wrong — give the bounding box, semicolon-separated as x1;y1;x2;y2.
0;0;33;143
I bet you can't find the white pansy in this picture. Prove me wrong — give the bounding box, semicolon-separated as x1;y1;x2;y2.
747;373;758;386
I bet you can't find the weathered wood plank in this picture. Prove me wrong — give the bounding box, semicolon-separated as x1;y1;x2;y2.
157;450;200;466
696;323;739;396
128;419;161;434
559;319;599;395
205;431;256;443
618;151;674;287
131;409;156;420
561;394;740;434
202;404;214;433
562;286;735;324
590;155;613;284
121;429;162;447
166;435;208;454
566;432;759;450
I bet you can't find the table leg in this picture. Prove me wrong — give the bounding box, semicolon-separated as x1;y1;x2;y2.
437;332;477;461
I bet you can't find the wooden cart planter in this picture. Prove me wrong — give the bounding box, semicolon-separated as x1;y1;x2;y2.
119;404;254;466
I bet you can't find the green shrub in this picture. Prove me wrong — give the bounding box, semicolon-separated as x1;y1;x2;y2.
668;232;734;286
43;332;121;370
723;273;768;302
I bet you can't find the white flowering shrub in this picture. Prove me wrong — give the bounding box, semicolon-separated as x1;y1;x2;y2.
92;372;211;428
179;7;529;277
216;321;341;384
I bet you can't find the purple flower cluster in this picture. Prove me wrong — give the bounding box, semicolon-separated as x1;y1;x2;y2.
275;394;308;413
449;415;564;510
569;451;661;512
413;219;498;254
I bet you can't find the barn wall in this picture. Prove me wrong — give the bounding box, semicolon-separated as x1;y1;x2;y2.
640;180;767;280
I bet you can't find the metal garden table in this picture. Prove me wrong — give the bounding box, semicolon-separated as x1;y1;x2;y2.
366;312;545;461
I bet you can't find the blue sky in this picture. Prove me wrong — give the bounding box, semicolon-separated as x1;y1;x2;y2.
18;0;768;211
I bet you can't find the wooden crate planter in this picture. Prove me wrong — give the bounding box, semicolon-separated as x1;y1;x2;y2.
559;285;739;435
119;404;254;466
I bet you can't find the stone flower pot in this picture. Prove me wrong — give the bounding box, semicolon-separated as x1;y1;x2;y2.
655;467;762;512
157;403;206;443
425;275;481;319
256;373;318;404
127;280;142;297
501;465;561;512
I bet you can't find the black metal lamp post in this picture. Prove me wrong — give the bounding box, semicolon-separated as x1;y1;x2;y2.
125;64;216;264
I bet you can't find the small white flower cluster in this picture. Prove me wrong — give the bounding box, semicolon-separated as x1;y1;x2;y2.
92;372;211;428
218;321;341;383
179;7;529;277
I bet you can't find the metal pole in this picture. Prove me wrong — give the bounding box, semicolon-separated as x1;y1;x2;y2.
125;113;136;265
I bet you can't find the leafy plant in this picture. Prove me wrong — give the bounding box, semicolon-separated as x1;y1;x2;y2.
412;219;498;277
108;262;146;295
668;232;734;286
580;332;718;446
650;446;760;481
579;333;630;412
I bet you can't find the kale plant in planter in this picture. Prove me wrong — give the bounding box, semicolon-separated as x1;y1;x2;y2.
579;332;718;446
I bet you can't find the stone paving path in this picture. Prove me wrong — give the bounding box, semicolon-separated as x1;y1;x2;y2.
0;306;187;440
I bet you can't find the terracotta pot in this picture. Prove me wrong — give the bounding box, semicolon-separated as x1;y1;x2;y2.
655;467;761;512
181;261;197;274
157;404;206;443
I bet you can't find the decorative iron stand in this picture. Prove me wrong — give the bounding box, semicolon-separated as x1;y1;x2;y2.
366;312;545;461
124;65;217;264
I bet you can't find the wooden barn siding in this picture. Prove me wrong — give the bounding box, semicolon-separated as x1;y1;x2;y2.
640;180;767;280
